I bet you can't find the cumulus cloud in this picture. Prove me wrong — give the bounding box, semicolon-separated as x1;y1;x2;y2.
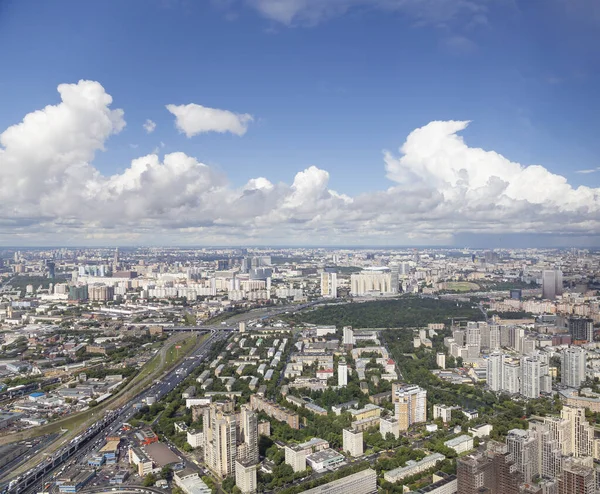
0;80;599;245
143;119;156;133
239;0;488;26
166;103;253;137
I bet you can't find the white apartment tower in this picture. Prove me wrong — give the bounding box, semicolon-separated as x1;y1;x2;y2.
343;326;354;346
561;406;595;458
237;405;259;465
235;460;257;494
561;346;586;388
338;359;348;387
343;428;364;457
503;358;521;394
487;352;504;392
521;355;541;399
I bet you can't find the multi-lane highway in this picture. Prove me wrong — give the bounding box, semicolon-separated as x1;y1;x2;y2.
3;329;229;494
3;300;323;494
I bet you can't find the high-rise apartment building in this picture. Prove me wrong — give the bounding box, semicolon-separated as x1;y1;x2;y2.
542;269;563;300
558;458;596;494
488;324;500;351
203;401;237;478
567;318;594;343
237;406;258;465
456;453;491;494
342;428;363;457
521;355;541;399
343;326;354;346
393;384;427;431
506;429;539;483
503;358;521;395
389;264;399;293
487;352;504;392
466;323;481;353
350;271;392;296
235;460;257;494
529;421;562;479
321;272;338;298
560;406;594;458
544;414;573;457
338;359;348;387
561;346;586;388
457;442;522;494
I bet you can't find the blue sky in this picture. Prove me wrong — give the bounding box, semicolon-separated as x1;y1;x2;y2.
0;0;599;246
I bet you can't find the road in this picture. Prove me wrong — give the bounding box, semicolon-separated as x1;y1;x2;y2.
3;330;229;494
3;300;322;494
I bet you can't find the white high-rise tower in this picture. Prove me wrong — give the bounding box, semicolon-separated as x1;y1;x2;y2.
338;359;348;387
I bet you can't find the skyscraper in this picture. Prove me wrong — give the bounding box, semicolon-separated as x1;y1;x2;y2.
203;401;237;478
389;263;399;293
338;359;348;387
561;346;586;388
503;358;521;394
237;405;258;465
487;352;504;392
560;406;594;458
505;429;539;483
521;355;541;399
542;269;563;300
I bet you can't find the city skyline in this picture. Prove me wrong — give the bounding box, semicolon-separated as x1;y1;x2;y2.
0;1;599;247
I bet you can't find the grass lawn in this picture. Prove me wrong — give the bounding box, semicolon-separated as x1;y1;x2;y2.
443;281;480;292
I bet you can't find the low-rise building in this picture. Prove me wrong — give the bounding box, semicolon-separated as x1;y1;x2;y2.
306;448;345;471
444;435;474;454
301;468;377;494
384;453;445;483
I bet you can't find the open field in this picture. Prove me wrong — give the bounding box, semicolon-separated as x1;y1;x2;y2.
442;281;480;292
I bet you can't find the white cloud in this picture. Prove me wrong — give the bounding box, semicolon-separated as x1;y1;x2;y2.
143;119;157;133
242;0;488;26
0;80;599;246
166;103;253;137
576;167;600;174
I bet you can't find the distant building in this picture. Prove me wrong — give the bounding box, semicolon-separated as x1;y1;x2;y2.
321;272;338;298
350;270;393;296
542;269;563;300
343;326;354;346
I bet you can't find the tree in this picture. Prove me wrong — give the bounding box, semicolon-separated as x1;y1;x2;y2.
143;473;157;487
222;476;236;493
160;466;173;480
